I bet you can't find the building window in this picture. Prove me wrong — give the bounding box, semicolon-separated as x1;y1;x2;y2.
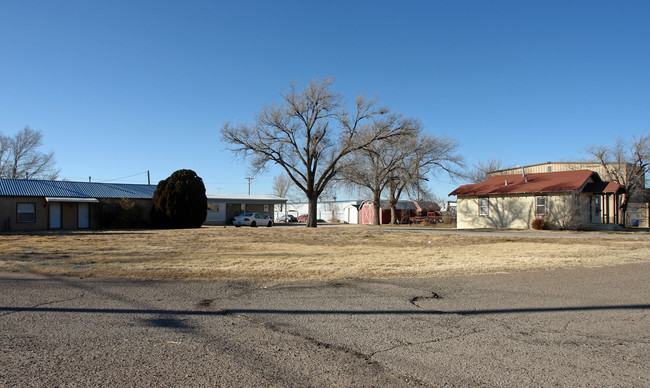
535;196;547;216
264;205;269;212
479;198;489;216
17;203;36;223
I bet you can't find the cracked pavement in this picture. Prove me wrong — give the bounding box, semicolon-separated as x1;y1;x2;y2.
1;262;648;387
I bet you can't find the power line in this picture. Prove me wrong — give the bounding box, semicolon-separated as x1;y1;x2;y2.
96;171;149;183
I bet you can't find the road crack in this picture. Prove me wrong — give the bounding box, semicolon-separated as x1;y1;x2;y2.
370;328;485;357
410;291;441;308
222;309;431;387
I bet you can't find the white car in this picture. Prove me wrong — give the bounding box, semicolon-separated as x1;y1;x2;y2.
233;213;273;227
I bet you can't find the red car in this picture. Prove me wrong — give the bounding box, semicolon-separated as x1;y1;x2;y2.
297;214;308;222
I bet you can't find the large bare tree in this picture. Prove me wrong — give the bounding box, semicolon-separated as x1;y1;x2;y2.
587;134;650;225
221;78;407;227
339;118;419;225
0;126;60;180
386;133;463;224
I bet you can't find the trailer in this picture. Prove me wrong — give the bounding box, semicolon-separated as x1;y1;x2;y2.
409;211;442;224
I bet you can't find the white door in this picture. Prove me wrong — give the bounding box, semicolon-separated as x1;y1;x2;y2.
49;202;61;229
78;203;90;229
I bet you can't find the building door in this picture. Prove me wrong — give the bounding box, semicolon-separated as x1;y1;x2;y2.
49;203;61;229
78;203;90;229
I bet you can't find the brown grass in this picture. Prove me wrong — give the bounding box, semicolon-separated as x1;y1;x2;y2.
1;226;648;280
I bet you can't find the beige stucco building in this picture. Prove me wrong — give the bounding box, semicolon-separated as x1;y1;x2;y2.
488;162;648;227
450;170;623;230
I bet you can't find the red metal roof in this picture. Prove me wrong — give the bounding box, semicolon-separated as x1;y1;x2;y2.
450;170;604;196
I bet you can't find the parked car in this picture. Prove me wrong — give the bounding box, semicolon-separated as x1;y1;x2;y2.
233;213;273;227
278;214;297;222
297;214;308;222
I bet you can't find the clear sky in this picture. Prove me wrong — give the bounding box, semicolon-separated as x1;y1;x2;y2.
1;1;648;200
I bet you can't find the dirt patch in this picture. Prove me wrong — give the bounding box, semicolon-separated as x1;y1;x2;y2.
0;226;648;280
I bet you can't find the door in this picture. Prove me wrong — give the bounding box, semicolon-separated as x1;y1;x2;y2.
78;203;90;229
49;202;61;229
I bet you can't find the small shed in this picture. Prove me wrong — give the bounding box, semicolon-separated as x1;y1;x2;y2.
206;194;287;225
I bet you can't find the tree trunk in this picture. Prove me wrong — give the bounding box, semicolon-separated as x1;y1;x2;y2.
389;200;398;224
388;184;402;224
372;190;382;225
619;194;629;227
307;195;318;228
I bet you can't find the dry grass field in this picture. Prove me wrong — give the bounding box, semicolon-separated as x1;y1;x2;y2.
1;226;648;280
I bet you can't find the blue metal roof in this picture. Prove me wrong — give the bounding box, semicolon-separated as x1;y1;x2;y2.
0;178;156;199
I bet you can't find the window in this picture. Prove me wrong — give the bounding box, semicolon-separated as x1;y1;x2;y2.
594;196;601;216
264;205;269;212
17;203;36;223
479;198;489;216
535;196;547;216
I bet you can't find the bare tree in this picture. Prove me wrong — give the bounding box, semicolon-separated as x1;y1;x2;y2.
339;118;419;225
0;134;9;177
587;134;650;225
272;174;294;212
221;78;407;227
272;174;292;198
0;126;60;180
387;133;463;224
465;158;508;184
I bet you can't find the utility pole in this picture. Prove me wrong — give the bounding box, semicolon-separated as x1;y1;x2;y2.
147;170;150;185
245;177;253;195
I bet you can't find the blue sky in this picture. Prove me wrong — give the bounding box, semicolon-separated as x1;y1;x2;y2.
1;1;648;199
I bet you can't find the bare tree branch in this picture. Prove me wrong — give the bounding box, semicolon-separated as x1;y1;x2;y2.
586;134;650;225
465;158;509;184
0;126;60;180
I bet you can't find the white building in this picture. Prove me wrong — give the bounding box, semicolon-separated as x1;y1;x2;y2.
278;200;364;224
206;194;287;225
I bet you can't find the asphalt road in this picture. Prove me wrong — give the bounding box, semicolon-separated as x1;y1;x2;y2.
1;262;648;387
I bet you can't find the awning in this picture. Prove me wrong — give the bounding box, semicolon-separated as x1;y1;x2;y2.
45;197;100;203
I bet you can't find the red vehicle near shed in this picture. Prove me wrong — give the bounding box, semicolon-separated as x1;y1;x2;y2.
359;200;440;225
